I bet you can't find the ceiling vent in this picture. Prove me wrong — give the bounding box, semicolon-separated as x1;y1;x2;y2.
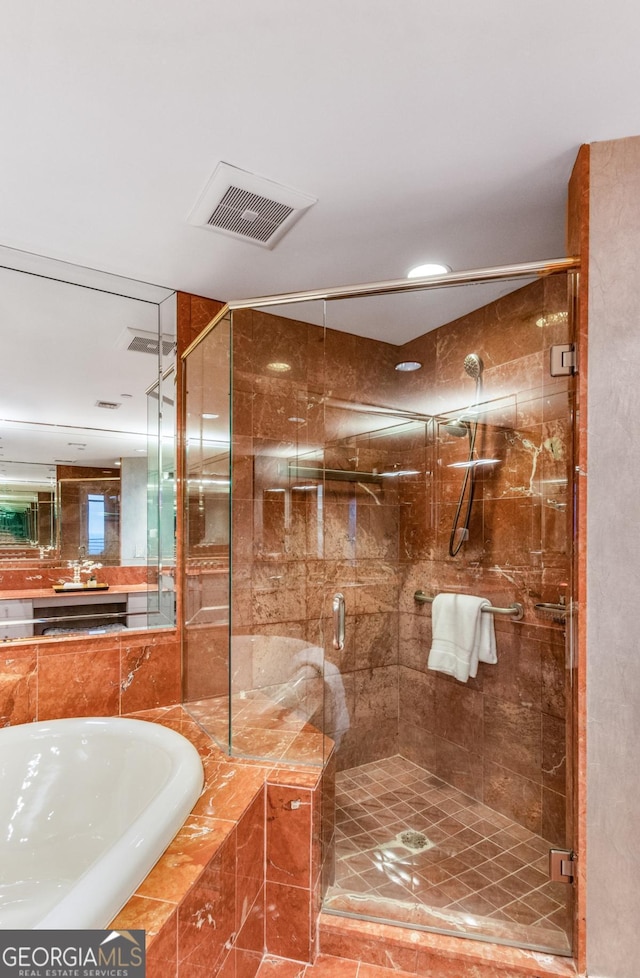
188;162;317;248
117;327;176;358
95;400;121;410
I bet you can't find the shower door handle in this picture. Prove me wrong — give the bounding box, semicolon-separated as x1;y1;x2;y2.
332;592;345;651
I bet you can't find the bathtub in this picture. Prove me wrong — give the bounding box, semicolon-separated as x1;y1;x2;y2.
0;716;204;929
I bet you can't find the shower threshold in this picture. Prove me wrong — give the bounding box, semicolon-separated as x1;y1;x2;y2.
324;755;571;956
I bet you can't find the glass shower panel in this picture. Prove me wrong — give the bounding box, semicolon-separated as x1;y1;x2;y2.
319;274;575;955
146;363;177;628
227;302;330;767
182;311;232;749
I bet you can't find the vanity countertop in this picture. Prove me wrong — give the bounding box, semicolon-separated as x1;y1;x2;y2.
0;583;151;601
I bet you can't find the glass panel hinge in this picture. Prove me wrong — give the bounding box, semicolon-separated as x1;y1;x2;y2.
550;344;577;376
549;848;576;883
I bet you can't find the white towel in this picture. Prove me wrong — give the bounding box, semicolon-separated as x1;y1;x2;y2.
427;593;497;683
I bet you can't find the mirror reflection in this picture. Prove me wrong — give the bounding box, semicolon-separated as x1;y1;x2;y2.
0;461;55;555
0;250;176;636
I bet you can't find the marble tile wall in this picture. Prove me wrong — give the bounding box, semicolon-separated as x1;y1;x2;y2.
396;276;573;842
0;627;181;725
0;563;150;591
223;276;573;842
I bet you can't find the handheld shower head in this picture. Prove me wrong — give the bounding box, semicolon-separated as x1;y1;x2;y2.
447;353;484;557
463;353;483;380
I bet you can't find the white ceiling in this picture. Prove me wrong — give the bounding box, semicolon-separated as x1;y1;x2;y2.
1;1;639;481
1;1;639;323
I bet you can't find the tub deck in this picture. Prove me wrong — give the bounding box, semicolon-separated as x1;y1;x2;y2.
111;704;331;978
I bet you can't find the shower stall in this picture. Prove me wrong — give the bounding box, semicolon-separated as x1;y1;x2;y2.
182;259;577;957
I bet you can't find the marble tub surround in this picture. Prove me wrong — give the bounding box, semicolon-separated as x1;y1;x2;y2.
110;705;332;978
187;689;332;767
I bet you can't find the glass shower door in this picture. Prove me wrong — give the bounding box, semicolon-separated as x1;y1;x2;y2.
181;268;576;955
318;274;575;955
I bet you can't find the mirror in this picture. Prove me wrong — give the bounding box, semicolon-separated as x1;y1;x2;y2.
0;246;176;635
0;461;55;555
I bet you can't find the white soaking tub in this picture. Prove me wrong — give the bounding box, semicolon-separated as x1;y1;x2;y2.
0;716;204;929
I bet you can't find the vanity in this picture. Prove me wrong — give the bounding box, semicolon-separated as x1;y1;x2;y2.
0;584;152;638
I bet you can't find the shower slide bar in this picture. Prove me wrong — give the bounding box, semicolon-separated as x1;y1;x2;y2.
414;590;524;621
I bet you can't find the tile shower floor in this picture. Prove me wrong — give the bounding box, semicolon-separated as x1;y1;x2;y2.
324;756;571;955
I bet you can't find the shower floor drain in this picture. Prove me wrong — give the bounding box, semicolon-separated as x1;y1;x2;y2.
363;829;436;859
396;830;434;852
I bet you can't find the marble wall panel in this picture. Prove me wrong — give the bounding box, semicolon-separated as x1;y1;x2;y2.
434;735;484;801
236;788;266;932
483;761;542;835
336;718;399;771
541;786;566;848
434;678;484;751
398;610;432;672
0;563;151;591
398;665;436;727
0;629;181;726
265;881;314;962
484;699;542;783
120;633;182;713
353;665;399;725
397;723;437;771
541;713;567;795
267;784;313;888
0;648;37;725
183;624;229;702
354;612;398;669
38;645;121;719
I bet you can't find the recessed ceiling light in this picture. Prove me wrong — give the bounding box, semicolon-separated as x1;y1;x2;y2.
407;262;451;278
395;361;422;372
202;413;219;419
267;361;292;373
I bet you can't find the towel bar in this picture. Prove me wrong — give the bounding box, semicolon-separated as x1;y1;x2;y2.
413;590;524;621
